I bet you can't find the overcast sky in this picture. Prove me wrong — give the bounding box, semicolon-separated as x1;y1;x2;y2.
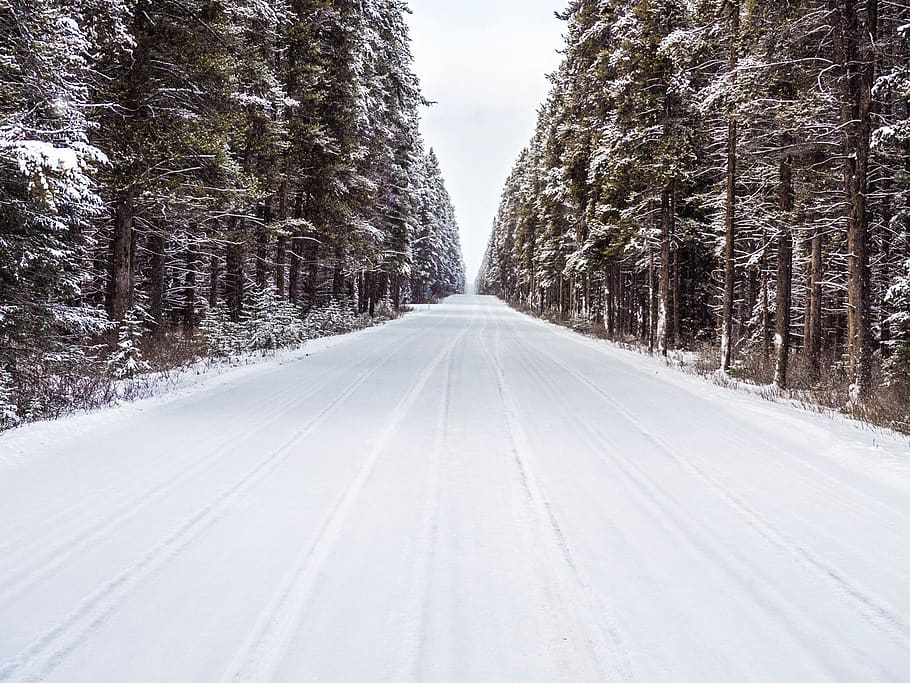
405;1;566;286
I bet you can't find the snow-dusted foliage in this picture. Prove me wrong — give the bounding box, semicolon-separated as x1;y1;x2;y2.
885;261;910;382
0;0;464;429
242;289;305;352
410;148;466;302
1;0;111;425
106;309;150;380
304;300;363;337
200;294;381;357
200;292;304;356
479;0;910;413
0;369;19;430
199;306;244;358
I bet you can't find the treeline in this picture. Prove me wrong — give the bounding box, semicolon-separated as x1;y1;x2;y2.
478;0;909;417
0;0;464;426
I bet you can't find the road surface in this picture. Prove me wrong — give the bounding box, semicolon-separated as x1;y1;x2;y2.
1;295;909;681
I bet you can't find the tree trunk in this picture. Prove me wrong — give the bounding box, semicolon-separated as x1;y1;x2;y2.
806;228;824;381
225;232;244;323
774;152;795;388
657;188;672;356
288;237;301;305
288;190;303;304
648;251;656;352
208;254;220;310
148;231;166;336
390;273;400;310
275;237;287;297
835;0;878;401
183;243;198;336
672;247;681;349
606;266;616;339
721;2;739;372
620;271;627;334
760;236;771;361
332;246;346;300
275;177;289;297
880;217;891;354
107;186;135;321
255;202;270;291
304;241;319;309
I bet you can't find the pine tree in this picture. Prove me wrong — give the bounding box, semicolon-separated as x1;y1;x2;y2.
0;0;463;428
107;308;150;379
479;0;909;424
885;260;910;381
1;0;110;416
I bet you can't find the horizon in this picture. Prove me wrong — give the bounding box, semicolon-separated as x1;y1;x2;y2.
405;0;566;283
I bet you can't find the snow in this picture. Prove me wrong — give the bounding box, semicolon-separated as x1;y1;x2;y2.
0;136;106;210
1;295;908;681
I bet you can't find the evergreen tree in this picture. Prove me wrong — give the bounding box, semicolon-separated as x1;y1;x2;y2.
0;0;464;428
479;0;910;420
1;0;110;418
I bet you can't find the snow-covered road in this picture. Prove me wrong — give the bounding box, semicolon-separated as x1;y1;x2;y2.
1;295;909;682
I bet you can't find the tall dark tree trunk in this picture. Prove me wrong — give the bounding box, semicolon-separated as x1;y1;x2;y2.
225;234;244;323
721;1;739;372
275;237;287;297
806;228;824;380
275;178;289;297
657;188;672;356
288;190;303;304
835;0;878;401
304;241;319;309
288;237;301;305
255;202;271;291
880;213;891;354
108;187;135;321
391;273;401;310
183;242;198;336
332;246;345;299
208;253;220;310
619;271;626;336
774;151;795;388
760;236;772;361
148;231;166;336
606;266;616;339
648;251;656;352
672;247;681;349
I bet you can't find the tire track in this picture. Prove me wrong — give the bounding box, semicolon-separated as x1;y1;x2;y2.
520;328;910;647
0;324;423;607
0;317;446;683
0;388;316;607
223;321;474;683
477;317;632;682
0;388;290;562
510;328;875;680
393;301;484;681
0;327;414;567
694;401;910;536
525;312;910;526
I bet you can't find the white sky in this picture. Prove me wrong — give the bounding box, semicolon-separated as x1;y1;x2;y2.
405;1;566;286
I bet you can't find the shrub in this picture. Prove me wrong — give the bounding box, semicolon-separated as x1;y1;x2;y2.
106;309;151;380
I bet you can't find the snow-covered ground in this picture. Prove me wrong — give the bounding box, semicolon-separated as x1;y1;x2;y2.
1;295;908;682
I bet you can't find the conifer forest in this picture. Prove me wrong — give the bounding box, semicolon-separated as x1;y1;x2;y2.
478;0;910;427
1;0;465;427
2;3;910;682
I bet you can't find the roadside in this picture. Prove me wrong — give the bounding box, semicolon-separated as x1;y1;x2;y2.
504;298;910;438
0;304;417;446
